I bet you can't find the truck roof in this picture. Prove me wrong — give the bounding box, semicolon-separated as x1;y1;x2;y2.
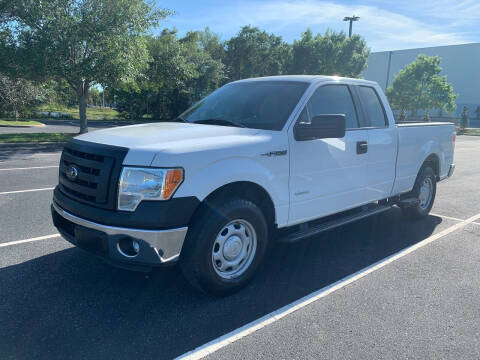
234;75;378;86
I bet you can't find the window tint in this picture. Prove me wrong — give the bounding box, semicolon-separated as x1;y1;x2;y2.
306;85;358;129
181;81;309;131
358;86;387;127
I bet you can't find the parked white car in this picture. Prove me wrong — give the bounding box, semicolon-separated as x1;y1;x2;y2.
51;75;456;295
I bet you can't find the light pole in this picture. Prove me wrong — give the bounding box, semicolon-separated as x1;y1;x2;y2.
343;15;360;37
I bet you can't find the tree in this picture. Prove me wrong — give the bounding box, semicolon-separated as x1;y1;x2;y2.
475;106;480;120
386;55;457;119
88;87;103;106
180;30;226;100
289;29;369;77
113;29;226;120
224;26;291;80
0;0;169;133
44;79;78;107
460;106;469;133
0;73;46;119
197;27;226;63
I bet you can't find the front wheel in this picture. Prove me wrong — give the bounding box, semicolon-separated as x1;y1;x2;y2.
402;166;437;220
180;198;268;296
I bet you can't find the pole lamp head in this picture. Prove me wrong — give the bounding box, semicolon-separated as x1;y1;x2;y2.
343;15;360;21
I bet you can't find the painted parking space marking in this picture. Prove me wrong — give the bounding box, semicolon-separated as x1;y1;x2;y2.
430;213;465;222
177;212;480;360
0;165;59;171
431;212;480;225
0;187;55;195
0;234;60;248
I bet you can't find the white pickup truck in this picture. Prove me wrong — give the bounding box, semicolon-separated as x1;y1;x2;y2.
51;75;455;295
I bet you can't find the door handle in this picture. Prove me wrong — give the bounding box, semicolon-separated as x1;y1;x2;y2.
357;141;368;154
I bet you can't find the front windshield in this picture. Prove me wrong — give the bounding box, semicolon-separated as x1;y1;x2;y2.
180;81;309;130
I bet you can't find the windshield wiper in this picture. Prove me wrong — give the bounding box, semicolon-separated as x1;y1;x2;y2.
193;118;246;128
175;116;187;123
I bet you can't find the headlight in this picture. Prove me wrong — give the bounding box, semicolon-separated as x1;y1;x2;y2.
118;167;183;211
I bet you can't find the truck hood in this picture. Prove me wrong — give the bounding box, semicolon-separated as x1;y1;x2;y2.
75;122;266;166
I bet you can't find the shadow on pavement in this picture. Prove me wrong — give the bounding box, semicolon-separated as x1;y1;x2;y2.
0;143;66;163
0;208;443;360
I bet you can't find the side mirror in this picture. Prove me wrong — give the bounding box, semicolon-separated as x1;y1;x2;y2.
294;114;346;141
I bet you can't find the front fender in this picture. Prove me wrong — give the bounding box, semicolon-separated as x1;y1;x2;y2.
174;156;290;227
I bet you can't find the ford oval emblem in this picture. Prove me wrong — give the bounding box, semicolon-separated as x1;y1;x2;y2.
66;164;79;181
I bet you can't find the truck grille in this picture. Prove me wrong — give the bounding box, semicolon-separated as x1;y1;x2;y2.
58;139;128;209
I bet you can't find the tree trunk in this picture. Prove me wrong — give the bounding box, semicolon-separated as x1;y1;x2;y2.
79;94;88;133
77;80;89;134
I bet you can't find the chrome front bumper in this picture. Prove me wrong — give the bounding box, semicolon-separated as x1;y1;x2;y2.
52;202;188;266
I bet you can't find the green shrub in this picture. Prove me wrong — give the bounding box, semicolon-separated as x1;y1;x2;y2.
460;106;469;133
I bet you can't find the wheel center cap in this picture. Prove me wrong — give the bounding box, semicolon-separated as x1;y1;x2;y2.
223;236;242;260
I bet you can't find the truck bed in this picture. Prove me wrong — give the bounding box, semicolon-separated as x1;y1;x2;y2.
392;122;455;195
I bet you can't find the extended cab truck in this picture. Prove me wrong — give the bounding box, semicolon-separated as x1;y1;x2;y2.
51;76;456;296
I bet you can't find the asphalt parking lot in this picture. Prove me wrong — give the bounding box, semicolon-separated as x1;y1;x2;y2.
1;136;479;360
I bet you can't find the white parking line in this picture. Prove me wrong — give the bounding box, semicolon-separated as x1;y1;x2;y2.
431;213;480;226
177;212;480;360
0;187;55;195
0;234;60;248
430;213;465;222
0;165;59;171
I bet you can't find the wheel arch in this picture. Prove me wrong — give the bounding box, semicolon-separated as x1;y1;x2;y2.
191;181;277;233
420;153;440;180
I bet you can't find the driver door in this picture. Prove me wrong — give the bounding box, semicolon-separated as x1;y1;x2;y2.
288;84;370;226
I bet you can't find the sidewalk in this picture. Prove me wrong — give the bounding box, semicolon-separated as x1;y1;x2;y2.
0;119;147;135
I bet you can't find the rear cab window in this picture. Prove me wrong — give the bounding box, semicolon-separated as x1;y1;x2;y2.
357;86;388;128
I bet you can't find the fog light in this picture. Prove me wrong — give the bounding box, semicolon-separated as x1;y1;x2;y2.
117;237;140;258
132;240;140;254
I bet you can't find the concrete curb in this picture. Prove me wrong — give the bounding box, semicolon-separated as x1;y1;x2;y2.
0;123;46;128
0;141;68;147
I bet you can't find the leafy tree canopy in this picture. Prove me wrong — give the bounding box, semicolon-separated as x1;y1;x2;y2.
224;26;291;80
386;54;457;116
0;73;47;119
0;0;170;132
196;27;226;62
290;29;369;77
113;29;226;120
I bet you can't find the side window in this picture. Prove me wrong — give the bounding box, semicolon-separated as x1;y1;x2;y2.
358;86;388;128
305;85;359;129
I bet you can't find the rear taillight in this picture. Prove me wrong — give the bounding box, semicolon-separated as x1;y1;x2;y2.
452;132;456;148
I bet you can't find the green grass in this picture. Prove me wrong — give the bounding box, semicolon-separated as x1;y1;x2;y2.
0;119;43;126
36;104;120;120
463;129;480;136
0;133;75;143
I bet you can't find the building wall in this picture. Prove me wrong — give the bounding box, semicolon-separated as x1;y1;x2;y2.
363;43;480;118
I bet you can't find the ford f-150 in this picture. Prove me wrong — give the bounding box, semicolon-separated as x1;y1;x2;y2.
51;75;456;295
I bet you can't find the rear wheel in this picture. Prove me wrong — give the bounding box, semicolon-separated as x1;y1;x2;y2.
180;198;268;296
402;166;437;220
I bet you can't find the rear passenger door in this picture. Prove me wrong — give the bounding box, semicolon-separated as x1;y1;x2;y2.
288;83;371;225
356;85;397;200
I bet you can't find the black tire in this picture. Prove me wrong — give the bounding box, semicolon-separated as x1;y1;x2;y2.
180;198;269;296
402;166;437;220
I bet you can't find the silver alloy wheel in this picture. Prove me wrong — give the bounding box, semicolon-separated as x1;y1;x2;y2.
211;219;257;280
419;177;433;210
